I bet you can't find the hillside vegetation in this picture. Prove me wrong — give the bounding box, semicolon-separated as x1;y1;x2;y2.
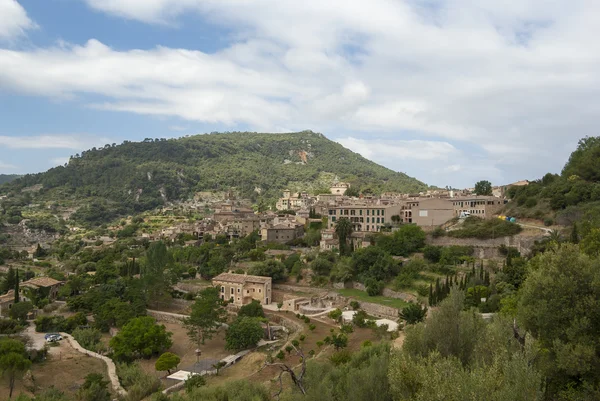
1;131;426;213
504;136;600;228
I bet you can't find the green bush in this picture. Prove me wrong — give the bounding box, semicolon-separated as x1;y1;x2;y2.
116;363;162;401
544;218;554;226
72;328;102;351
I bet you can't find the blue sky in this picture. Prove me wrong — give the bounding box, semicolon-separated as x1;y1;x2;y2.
0;0;596;188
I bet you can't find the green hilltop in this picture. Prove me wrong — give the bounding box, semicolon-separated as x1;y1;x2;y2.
3;131;427;212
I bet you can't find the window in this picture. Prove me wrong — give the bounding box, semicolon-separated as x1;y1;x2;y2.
231;288;234;294
377;209;380;216
381;209;385;216
359;210;363;215
247;290;250;294
350;209;355;215
221;286;225;293
366;225;370;231
237;288;240;293
381;218;384;223
332;216;336;222
376;217;380;223
259;289;262;293
366;217;370;223
253;289;256;293
367;210;370;215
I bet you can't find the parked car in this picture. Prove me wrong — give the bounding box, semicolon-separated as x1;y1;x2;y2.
44;333;62;342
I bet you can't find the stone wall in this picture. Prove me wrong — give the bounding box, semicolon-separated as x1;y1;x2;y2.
333;281;416;302
426;234;543;257
147;309;186;324
355;301;398;320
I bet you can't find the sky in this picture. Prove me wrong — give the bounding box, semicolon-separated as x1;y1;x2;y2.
0;0;596;188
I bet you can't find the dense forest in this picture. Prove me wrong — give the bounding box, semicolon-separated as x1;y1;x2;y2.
0;131;426;213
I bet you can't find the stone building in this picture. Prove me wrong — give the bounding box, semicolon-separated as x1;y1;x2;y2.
212;273;272;306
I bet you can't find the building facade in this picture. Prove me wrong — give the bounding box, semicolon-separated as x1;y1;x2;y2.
327;204;402;232
212;273;272;306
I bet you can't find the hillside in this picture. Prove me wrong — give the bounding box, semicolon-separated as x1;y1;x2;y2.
2;131;427;212
0;174;20;185
504;136;600;228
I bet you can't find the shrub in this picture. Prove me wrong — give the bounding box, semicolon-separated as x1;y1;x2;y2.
431;227;445;238
352;310;369;328
116;363;162;401
308;349;315;357
362;340;373;348
544;218;554;227
184;374;206;393
340;324;354;334
72;328;102;352
308;324;316;331
365;278;384;296
328;309;342;321
525;197;538;208
0;318;22;334
350;301;360;310
291;340;300;347
329;349;352;366
299;335;306;342
276;350;285;360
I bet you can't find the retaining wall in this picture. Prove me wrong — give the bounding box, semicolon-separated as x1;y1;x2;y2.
426;234;543;257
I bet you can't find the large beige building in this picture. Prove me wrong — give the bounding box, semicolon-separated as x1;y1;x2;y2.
212;273;272;306
452;196;506;218
327;204;402;232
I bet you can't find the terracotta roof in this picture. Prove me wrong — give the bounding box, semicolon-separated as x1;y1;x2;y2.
212;272;271;284
0;290;15;302
21;277;63;288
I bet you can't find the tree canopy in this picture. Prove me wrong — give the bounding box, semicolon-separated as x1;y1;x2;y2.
109;316;173;361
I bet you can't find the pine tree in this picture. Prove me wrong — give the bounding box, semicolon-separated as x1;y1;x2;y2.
14;269;20;303
571;222;579;244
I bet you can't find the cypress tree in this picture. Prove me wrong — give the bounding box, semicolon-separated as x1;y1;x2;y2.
571;222;579;244
435;278;441;304
479;265;484;281
428;283;433;306
14;269;19;303
484;271;490;286
506;252;513;268
471;263;475;276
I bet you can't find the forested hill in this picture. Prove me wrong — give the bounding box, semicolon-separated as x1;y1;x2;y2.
0;175;20;185
3;131;427;210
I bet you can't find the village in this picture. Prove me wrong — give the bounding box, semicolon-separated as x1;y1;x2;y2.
0;175;551;400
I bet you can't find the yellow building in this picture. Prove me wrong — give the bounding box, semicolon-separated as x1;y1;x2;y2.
212;273;272;306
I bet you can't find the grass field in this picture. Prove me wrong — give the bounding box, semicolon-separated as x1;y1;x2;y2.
336;288;410;309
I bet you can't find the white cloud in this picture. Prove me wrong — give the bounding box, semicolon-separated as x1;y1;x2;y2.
0;134;111;150
337;137;504;187
169;125;190;132
0;0;599;186
0;0;36;40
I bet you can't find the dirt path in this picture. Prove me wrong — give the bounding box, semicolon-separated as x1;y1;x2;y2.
25;325;127;397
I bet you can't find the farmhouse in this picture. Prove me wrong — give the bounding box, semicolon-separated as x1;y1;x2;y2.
0;290;15;317
20;277;64;301
212;272;272;306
